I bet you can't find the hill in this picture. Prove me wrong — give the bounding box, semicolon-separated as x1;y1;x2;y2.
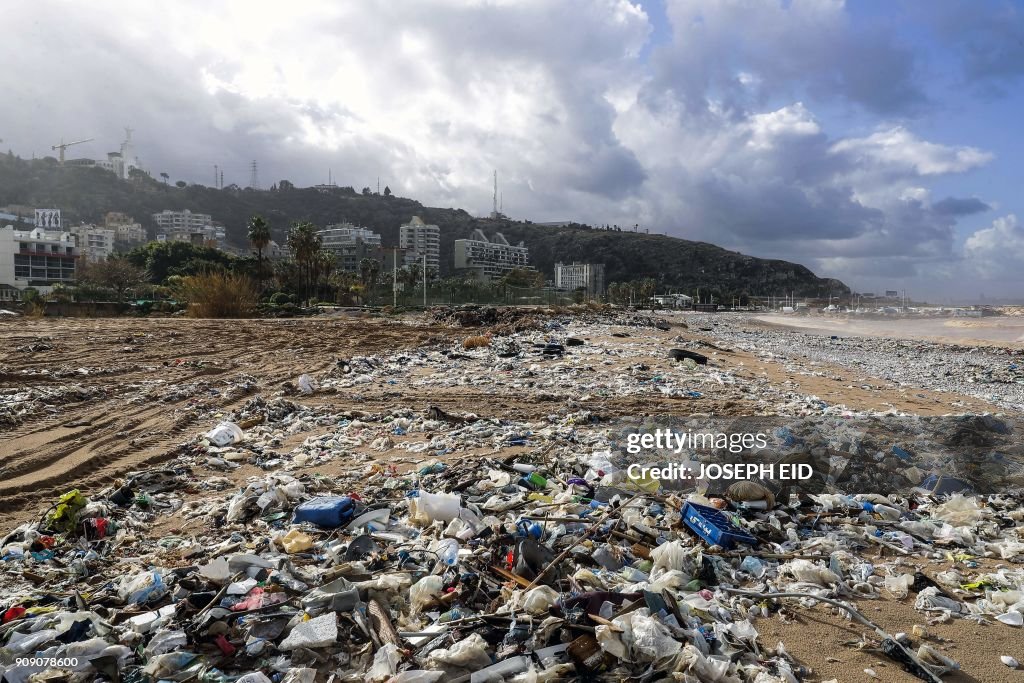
0;153;849;298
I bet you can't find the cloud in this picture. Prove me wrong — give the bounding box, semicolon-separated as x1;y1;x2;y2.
965;214;1024;279
0;0;1014;296
932;197;991;217
646;0;926;117
829;128;993;176
927;1;1024;93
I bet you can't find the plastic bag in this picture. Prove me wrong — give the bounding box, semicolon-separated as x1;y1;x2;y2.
297;374;318;394
522;586;560;615
883;573;915;599
931;494;984;526
368;643;402;681
119;570;167;604
205;421;243;446
781;559;840;586
627;613;682;663
410;575;444;614
650;540;686;575
425;632;493;671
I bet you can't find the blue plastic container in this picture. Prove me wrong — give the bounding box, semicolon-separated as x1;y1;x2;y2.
293;496;355;528
682;501;757;549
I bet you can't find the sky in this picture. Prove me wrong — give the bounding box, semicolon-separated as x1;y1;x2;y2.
1;0;1022;300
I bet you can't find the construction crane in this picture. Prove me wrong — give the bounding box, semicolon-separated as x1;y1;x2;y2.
51;137;94;165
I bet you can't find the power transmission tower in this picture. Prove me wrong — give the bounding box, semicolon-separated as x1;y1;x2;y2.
214;164;218;188
250;160;260;190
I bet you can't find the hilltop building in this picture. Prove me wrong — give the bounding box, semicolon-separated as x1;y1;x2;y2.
0;225;78;300
554;262;605;297
152;209;213;233
399;216;440;272
454;229;531;282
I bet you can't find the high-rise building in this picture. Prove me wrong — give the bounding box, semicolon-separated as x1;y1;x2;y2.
399;216;440;272
454;229;531;282
318;223;383;272
554;262;605;297
0;225;78;299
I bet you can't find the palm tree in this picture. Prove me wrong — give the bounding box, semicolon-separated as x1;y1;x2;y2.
287;221;321;304
247;214;272;287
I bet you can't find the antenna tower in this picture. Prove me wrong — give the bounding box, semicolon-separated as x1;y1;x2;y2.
492;170;498;216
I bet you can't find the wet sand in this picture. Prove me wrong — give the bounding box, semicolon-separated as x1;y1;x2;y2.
755;313;1024;348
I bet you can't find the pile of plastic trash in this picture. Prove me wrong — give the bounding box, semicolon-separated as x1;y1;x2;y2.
2;313;1023;682
3;402;1024;682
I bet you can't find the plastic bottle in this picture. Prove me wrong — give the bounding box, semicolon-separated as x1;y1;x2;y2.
436;538;460;566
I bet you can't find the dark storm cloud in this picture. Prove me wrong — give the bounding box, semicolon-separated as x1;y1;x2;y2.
932;197;991;217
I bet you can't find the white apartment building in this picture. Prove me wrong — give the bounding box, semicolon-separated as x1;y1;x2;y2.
399;216;440;272
318;224;383;272
0;225;78;299
454;229;531;282
69;225;117;263
554;262;606;297
152;209;214;233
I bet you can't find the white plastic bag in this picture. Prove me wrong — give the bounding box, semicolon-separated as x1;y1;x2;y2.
205;421;243;446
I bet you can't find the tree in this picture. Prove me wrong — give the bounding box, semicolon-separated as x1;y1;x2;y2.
77;257;146;304
159;172;169;185
125;241;235;282
358;257;374;286
286;221;322;304
175;180;186;188
501;268;542;289
383;185;392;197
362;187;371;196
247;214;272;287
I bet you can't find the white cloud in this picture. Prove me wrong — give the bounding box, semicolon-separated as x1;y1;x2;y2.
965;214;1024;279
829;127;993;176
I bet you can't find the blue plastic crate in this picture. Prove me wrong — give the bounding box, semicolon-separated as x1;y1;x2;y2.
682;501;757;549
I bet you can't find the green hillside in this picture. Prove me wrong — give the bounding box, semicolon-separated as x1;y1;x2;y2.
0;153;849;298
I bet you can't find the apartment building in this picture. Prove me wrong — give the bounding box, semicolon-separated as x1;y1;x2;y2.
399;216;440;272
69;225;117;262
0;225;78;299
454;229;531;282
152;209;213;233
104;212;147;244
554;261;606;297
318;223;383;272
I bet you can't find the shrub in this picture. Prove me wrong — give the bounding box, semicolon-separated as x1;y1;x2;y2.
269;292;291;305
173;272;258;318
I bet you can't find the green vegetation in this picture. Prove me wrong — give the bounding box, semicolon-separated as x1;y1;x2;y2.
0;152;849;300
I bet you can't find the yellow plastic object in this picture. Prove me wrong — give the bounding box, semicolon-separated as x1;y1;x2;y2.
280;529;314;554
